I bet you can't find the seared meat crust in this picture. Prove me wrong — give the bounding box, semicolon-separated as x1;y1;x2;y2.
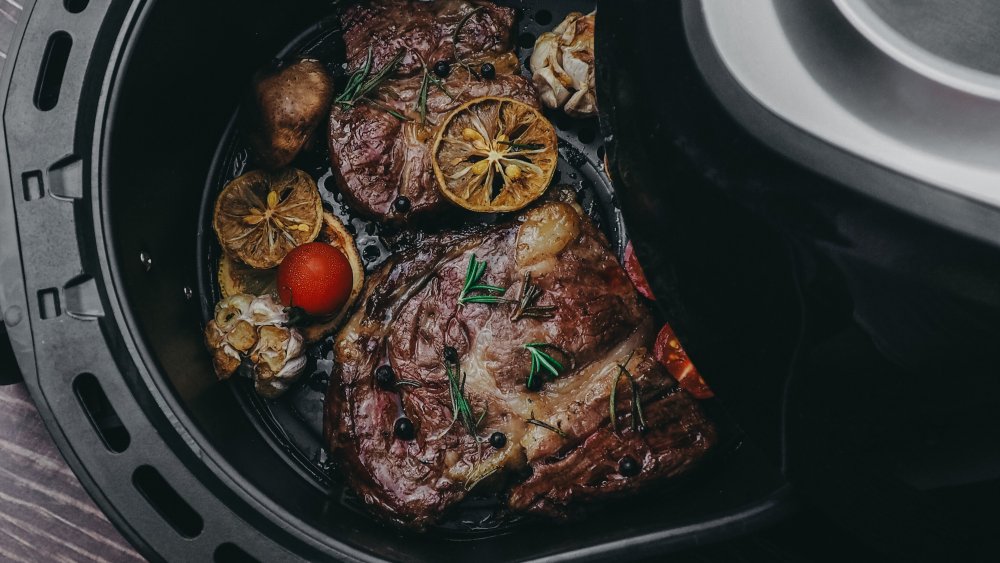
325;197;715;527
329;0;538;224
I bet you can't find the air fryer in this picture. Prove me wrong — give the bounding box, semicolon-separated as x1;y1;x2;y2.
0;0;996;561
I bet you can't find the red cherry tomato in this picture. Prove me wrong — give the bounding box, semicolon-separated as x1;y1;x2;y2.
277;242;353;316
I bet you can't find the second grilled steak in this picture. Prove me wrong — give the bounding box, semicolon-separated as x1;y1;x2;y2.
329;0;538;225
324;192;717;527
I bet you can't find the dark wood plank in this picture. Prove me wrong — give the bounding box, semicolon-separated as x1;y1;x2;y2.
0;0;21;60
0;384;144;562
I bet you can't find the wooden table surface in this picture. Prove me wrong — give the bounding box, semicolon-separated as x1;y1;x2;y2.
0;385;144;562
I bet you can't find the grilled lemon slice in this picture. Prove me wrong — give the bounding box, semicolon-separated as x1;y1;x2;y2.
213;168;323;269
432;97;558;213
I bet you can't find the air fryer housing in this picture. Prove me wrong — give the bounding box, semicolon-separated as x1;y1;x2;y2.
0;1;800;561
599;2;1000;560
5;0;997;560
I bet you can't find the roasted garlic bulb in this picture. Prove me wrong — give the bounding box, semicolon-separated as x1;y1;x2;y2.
251;324;306;398
204;294;307;398
529;11;597;118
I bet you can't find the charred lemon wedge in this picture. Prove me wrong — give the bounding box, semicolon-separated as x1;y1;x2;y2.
432;97;558;213
217;213;364;343
218;254;278;299
213;168;323;269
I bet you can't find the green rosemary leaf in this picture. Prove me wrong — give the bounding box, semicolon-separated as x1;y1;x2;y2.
609;370;620;433
384;107;410;121
395;379;423;388
527;353;540;389
524;343;568;389
509;272;557;321
526;415;566;438
458;254;508;305
360;98;411;121
452;6;485;78
453;6;485;52
351;50;404;103
416;67;431;124
460;254;482;297
460;294;508;304
336;46;374;105
444;354;483;437
631;376;647;431
468;284;507;293
428;73;455;100
610;351;643;434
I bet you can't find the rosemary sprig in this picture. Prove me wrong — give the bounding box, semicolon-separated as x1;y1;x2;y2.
458;254;506;305
510;272;557;321
335;46;374;106
337;49;404;108
395;379;423;389
609;351;647;434
524;342;565;389
497;140;546;152
460;294;509;304
354;50;404;101
526;413;567;438
416;67;431;124
452;6;485;77
358;98;411;121
427;73;455;100
444;351;485;437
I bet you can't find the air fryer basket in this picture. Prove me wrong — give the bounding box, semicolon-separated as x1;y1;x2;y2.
0;0;792;561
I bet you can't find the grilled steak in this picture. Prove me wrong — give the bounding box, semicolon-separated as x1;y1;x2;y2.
324;193;716;527
329;0;538;224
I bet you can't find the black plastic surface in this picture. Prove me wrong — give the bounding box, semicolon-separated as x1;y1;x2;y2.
600;2;1000;559
0;0;793;561
0;325;22;385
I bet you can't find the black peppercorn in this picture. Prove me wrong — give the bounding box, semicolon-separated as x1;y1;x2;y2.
374;365;395;389
444;346;459;364
393;195;411;213
618;456;641;477
489;431;507;449
394;417;415;440
480;62;496;80
433;60;451;78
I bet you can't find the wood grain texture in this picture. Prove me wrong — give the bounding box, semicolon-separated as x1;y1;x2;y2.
0;384;144;562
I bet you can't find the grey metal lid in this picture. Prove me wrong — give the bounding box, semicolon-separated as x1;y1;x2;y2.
683;0;1000;245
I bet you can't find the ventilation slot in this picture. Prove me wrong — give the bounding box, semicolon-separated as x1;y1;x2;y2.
133;466;203;538
64;0;89;13
33;32;72;111
73;373;129;452
215;543;259;563
22;171;43;201
37;288;61;319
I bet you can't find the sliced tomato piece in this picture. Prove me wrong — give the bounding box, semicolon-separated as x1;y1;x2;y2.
654;323;714;399
624;241;655;301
